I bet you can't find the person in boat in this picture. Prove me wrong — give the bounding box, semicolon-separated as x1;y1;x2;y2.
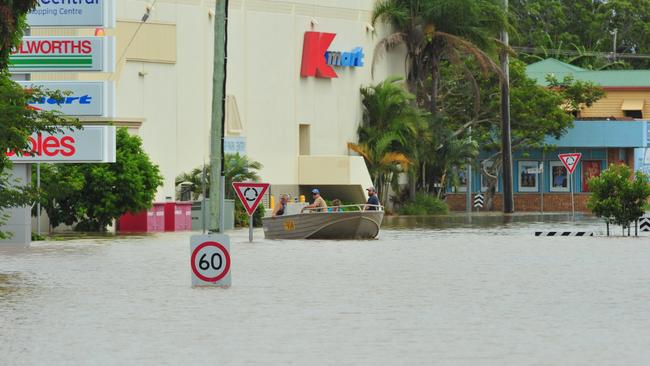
301;188;328;213
273;194;289;217
329;199;343;212
364;187;380;211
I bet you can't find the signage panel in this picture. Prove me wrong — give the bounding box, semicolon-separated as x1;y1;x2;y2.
7;126;116;163
224;137;246;155
9;36;115;72
18;81;115;117
300;31;364;78
27;0;116;28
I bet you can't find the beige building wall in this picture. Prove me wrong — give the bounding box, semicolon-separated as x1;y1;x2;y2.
34;0;405;202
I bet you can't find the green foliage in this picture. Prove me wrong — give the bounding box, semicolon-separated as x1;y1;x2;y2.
175;153;262;201
0;2;79;237
0;0;38;69
235;201;264;227
350;77;426;203
587;164;650;234
399;193;449;215
177;154;263;228
511;0;650;69
36;128;163;231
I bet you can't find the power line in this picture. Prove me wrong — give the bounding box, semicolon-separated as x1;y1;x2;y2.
512;46;650;60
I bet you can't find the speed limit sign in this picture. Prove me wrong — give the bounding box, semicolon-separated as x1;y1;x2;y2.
190;234;231;287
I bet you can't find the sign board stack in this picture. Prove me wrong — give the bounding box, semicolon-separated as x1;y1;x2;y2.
2;1;117;247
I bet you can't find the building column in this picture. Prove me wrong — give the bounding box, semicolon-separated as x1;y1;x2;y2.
0;163;32;248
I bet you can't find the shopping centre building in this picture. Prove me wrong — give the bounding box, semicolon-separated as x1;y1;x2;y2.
28;0;404;205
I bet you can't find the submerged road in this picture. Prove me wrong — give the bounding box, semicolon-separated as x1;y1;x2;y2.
1;215;649;365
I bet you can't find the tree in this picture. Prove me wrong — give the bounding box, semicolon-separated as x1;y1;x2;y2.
588;164;650;236
511;0;650;69
0;0;78;237
37;128;163;231
433;59;603;206
348;77;423;203
372;0;506;113
176;154;264;227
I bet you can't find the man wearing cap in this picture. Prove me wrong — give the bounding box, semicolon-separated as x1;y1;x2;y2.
364;187;380;211
301;189;328;213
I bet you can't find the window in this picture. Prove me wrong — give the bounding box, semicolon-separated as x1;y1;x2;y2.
518;161;540;192
582;161;602;192
624;110;643;119
549;161;569;192
299;124;310;155
621;99;644;119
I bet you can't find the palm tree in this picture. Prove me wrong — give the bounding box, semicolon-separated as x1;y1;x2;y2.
352;77;426;201
175;153;262;200
372;0;506;114
347;142;410;204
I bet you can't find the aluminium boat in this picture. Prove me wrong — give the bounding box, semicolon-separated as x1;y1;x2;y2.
262;205;384;240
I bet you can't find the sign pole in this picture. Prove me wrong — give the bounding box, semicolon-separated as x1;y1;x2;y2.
36;163;41;236
570;172;575;217
249;215;253;242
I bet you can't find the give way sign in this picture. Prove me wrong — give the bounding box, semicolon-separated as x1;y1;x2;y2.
232;182;270;216
558;153;582;174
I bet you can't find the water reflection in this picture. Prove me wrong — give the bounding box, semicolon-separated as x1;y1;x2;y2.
383;213;598;230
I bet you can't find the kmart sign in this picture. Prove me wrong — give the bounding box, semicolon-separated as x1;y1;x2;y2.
9;36;115;72
27;0;116;28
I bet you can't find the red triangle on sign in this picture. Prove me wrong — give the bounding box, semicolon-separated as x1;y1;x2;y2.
232;182;270;216
558;153;582;174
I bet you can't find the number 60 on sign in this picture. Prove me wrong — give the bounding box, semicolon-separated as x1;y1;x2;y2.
190;234;231;287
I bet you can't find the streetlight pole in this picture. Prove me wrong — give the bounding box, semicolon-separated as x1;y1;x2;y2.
209;0;228;233
500;0;514;213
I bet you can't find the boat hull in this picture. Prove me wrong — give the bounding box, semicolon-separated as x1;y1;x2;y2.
262;211;384;240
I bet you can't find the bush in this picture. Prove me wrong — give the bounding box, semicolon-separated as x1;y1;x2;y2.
587;164;650;235
399;193;449;215
235;200;264;227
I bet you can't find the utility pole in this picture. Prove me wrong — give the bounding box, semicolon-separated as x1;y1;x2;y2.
500;0;514;213
466;127;472;213
209;0;228;232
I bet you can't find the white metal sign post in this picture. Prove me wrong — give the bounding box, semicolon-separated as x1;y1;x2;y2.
232;182;269;242
559;153;582;216
190;234;231;287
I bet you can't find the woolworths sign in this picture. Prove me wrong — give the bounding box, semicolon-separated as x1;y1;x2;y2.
27;0;116;28
9;36;115;72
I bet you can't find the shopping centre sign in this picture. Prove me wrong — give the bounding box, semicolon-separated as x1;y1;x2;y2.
7;126;116;163
27;0;116;28
9;36;115;72
300;31;364;78
18;81;115;117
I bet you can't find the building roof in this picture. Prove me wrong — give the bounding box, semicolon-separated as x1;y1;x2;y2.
526;58;650;88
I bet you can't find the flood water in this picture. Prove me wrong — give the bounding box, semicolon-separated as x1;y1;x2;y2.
2;214;650;365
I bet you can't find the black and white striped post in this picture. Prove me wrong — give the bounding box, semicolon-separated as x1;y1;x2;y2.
473;193;485;212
